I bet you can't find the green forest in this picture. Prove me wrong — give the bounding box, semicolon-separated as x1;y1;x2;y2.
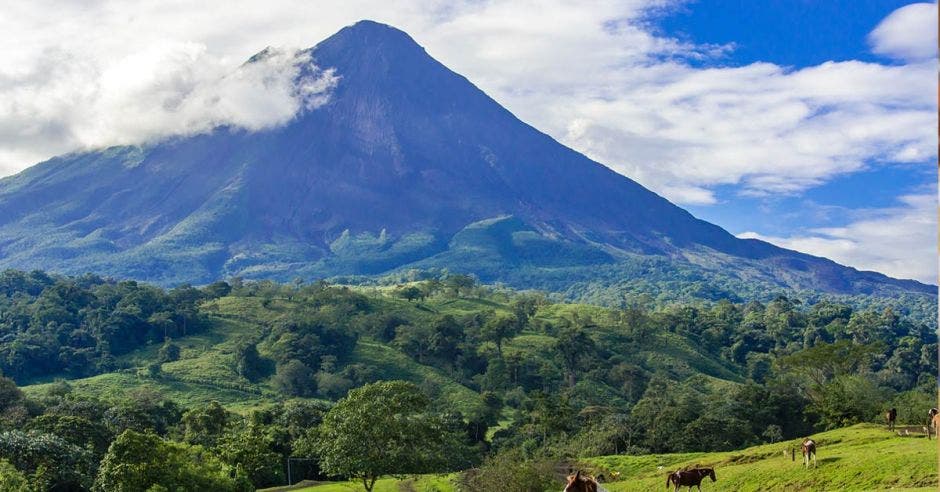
0;269;936;490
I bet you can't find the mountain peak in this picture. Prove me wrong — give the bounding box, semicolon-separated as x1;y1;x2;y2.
0;21;932;299
312;20;428;69
342;20;410;37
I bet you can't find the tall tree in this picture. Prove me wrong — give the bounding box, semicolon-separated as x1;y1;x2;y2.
310;381;462;492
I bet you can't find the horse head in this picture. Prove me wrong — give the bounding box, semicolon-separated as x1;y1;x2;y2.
564;470;598;492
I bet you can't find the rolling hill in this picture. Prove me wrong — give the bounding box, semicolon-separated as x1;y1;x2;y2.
0;21;932;302
7;272;935;490
279;424;938;491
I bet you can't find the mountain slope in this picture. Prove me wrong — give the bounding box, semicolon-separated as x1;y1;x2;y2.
0;20;932;299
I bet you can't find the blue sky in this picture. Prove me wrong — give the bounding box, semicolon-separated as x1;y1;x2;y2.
656;2;934;213
0;0;936;282
655;0;936;281
655;0;916;67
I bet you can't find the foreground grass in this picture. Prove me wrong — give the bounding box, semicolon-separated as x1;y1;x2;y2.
279;425;935;492
585;423;937;491
263;475;455;492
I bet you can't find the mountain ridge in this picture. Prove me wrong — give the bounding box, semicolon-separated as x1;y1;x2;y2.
0;20;933;299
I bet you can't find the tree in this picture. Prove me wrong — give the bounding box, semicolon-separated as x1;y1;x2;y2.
762;424;783;443
812;375;886;429
157;340;181;363
396;286;423;302
0;459;28;491
310;381;460;492
273;360;317;397
216;425;284;488
458;447;556;492
180;401;230;447
444;274;475;297
102;390;182;436
0;430;95;490
0;377;29;428
776;340;881;405
25;414;112;457
93;430;250;492
554;326;596;387
235;341;269;381
481;314;519;357
203;281;233;299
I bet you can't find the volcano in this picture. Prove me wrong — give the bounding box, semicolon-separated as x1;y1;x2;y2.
0;21;931;300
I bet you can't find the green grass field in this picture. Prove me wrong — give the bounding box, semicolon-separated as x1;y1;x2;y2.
284;424;936;492
260;475;455;492
586;424;937;491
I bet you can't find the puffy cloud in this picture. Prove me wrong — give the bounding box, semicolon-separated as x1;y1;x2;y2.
539;60;936;204
0;1;933;202
739;192;937;284
868;2;938;62
0;39;336;175
415;7;936;205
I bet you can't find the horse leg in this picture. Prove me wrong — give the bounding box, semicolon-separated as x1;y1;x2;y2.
813;452;817;468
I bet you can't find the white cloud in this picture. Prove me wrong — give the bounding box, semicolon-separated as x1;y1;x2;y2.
0;0;934;280
739;192;937;284
0;1;934;201
0;38;336;175
868;2;938;61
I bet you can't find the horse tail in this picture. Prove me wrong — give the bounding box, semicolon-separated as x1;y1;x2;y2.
666;472;673;489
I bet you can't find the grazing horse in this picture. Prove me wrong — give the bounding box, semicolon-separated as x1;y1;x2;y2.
666;468;716;491
930;412;940;440
563;470;605;492
801;438;817;468
885;408;897;430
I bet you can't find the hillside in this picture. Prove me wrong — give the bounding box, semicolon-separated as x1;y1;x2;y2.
0;21;932;303
20;282;742;414
585;424;937;491
286;425;938;491
3;272;936;490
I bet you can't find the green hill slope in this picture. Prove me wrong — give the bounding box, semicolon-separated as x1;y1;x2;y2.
585;424;937;491
21;285;744;415
284;425;937;492
4;273;936;491
263;425;937;491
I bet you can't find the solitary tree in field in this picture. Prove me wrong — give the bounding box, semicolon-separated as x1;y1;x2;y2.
311;381;457;492
444;274;475;298
396;285;423;302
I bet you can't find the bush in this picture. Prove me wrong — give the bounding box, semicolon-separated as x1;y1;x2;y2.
273;360;317;397
157;341;181;363
0;430;95;490
93;430;251;492
0;459;28;491
457;448;557;492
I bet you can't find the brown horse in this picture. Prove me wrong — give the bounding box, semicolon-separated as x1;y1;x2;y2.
801;438;817;468
885;408;897;430
564;470;603;492
666;468;716;491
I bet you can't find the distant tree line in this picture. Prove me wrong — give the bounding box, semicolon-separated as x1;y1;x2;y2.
0;270;232;381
